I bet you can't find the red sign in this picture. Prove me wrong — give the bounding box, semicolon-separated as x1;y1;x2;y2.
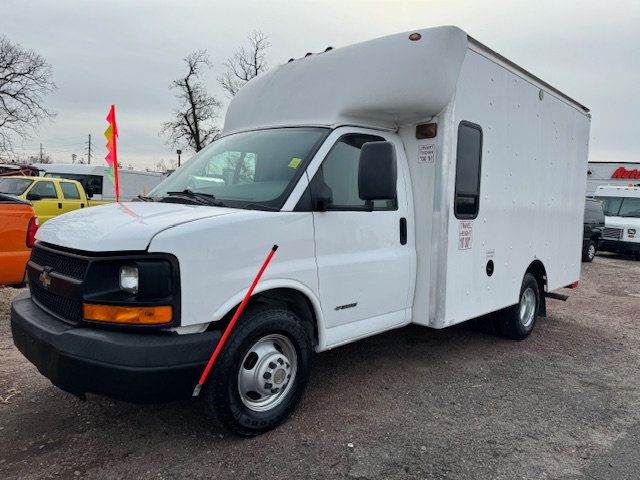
612;167;640;179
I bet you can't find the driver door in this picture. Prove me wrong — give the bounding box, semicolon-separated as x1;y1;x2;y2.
305;131;413;346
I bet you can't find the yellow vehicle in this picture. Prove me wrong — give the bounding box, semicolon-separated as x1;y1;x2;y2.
0;176;91;223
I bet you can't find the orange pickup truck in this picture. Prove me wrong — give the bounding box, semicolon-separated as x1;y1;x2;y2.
0;193;38;286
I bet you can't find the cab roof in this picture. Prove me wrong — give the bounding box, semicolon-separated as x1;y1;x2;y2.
596;185;640;198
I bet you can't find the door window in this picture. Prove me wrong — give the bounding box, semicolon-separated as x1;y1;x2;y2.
454;122;483;219
45;173;103;195
60;182;81;199
30;181;57;199
311;134;396;211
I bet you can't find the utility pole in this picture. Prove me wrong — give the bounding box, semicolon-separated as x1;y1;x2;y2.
87;134;92;164
39;143;43;162
177;149;182;167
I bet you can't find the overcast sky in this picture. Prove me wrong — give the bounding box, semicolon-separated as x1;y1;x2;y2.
3;0;639;169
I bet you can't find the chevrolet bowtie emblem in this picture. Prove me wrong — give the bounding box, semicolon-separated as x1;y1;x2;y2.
39;270;52;289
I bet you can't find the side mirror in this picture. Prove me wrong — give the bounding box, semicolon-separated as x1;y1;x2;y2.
85;186;94;198
26;192;42;201
358;141;397;207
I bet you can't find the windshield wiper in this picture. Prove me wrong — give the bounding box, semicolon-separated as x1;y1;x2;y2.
135;194;155;202
165;189;226;207
242;203;279;211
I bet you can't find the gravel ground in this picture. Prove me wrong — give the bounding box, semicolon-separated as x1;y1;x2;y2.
1;253;639;480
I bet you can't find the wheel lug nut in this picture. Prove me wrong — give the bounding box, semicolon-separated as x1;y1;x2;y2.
277;358;284;366
263;372;271;379
268;362;277;369
265;382;272;389
271;388;279;394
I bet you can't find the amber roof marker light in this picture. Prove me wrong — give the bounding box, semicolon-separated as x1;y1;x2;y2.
409;33;422;41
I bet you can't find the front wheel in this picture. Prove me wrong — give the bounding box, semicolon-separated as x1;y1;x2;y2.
203;305;312;436
496;273;540;340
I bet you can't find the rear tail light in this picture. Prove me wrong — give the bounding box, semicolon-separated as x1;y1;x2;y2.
569;281;579;289
26;216;39;248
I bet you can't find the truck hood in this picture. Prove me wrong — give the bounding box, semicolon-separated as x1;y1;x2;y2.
605;216;640;229
36;202;239;252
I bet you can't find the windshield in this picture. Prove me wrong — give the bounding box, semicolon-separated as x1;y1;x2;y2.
150;128;329;209
0;177;34;195
597;196;640;218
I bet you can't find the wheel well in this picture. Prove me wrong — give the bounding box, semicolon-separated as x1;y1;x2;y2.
215;288;318;347
526;260;547;317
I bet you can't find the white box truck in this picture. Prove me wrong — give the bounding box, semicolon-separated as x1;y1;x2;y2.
594;185;640;259
11;26;590;436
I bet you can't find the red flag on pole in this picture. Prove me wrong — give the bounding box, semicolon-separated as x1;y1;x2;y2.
104;105;120;202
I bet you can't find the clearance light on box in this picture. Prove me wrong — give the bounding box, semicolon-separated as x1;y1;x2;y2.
83;304;172;325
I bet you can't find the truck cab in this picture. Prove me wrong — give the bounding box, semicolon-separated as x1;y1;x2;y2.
0;176;89;223
0;193;38;286
595;185;640;259
582;198;605;262
11;26;590;436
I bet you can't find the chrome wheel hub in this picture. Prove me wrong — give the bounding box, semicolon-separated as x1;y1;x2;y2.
588;244;595;259
237;334;297;412
519;287;536;328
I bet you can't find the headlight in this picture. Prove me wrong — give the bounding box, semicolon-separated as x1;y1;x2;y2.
119;265;139;294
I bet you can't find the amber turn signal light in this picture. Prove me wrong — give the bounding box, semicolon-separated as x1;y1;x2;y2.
83;304;173;325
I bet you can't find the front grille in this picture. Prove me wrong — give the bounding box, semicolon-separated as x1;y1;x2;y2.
602;227;623;240
30;246;88;280
29;274;82;324
28;245;86;324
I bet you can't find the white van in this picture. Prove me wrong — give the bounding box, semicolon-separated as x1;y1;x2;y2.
12;26;590;436
595;185;640;259
33;163;164;201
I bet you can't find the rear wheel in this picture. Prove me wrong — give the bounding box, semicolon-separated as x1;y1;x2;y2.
582;240;596;262
496;273;540;340
203;305;312;436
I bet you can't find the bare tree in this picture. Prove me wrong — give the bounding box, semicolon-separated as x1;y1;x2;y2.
219;30;270;97
154;158;177;173
27;154;51;164
0;36;56;158
161;50;221;152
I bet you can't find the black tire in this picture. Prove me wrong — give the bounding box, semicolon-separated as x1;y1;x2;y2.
203;304;312;436
582;240;596;262
495;273;540;341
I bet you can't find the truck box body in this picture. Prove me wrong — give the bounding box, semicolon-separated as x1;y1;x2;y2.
11;26;591;433
224;26;591;331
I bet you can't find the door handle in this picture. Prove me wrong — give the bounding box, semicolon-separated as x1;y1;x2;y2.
399;217;407;245
57;202;62;209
